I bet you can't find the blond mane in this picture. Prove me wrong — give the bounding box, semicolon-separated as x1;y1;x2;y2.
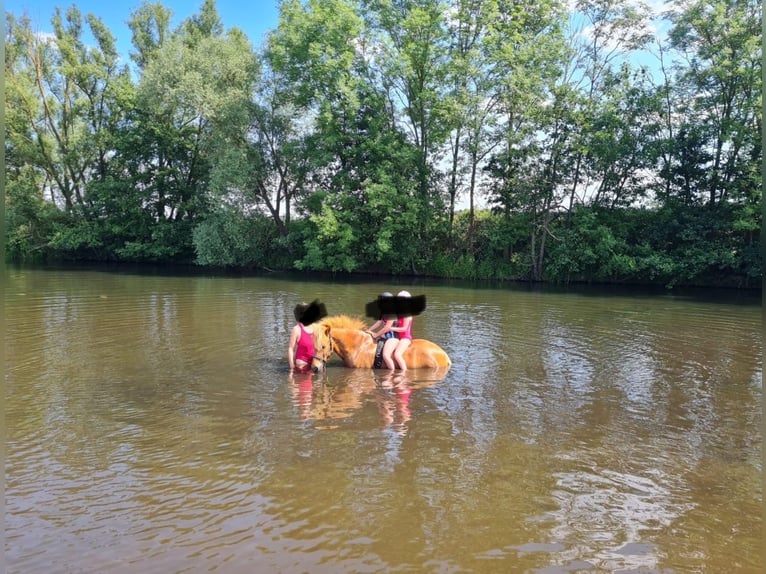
319;314;367;330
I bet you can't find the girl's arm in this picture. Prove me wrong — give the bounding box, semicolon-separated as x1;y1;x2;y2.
364;319;386;339
287;324;300;370
387;317;411;333
368;317;395;338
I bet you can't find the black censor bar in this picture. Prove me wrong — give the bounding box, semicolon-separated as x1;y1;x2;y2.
295;299;328;326
365;294;426;319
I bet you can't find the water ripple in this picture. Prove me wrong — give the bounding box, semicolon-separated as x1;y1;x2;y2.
5;270;761;573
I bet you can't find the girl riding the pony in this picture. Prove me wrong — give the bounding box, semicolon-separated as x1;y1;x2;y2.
366;292;399;370
391;290;414;371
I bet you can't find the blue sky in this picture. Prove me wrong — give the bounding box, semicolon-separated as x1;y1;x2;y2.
6;0;281;64
7;1;671;78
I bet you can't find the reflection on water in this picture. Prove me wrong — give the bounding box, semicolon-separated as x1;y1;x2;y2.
4;267;762;573
289;368;449;436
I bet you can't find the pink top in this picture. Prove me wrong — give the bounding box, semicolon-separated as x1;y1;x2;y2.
396;317;412;340
295;324;315;363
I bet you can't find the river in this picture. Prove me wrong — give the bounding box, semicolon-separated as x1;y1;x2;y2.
4;266;762;573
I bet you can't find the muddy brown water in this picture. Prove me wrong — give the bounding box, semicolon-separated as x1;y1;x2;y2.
4;267;762;573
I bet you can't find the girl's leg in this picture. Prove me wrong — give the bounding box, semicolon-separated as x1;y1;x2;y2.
393;339;412;371
381;338;398;370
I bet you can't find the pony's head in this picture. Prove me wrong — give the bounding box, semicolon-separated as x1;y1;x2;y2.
312;315;366;371
310;323;334;373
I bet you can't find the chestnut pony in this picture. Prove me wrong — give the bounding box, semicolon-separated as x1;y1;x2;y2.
311;315;451;371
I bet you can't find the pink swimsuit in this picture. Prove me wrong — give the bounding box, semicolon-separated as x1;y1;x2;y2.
295;324;315;364
396;317;412;340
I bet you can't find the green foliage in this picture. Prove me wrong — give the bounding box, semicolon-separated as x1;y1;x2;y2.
545;210;629;282
297;204;359;272
127;1;173;70
48;217;107;258
4;169;63;262
45;214;192;263
665;0;761;207
270;219;312;270
421;210;531;280
3;1;761;290
193;208;282;268
294;174;426;274
115;221;194;262
542;205;761;288
267;0;363;108
5;7;132;212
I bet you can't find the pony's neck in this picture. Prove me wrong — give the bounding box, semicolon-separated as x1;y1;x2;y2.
336;328;372;368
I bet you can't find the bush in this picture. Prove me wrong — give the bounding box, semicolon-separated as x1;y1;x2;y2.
193;209;285;268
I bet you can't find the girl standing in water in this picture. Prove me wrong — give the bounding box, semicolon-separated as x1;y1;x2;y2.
287;301;326;372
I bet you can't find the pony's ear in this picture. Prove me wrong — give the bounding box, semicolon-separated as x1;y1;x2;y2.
323;325;332;337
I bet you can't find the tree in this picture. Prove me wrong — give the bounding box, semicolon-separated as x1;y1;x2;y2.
266;0;429;273
5;7;131;212
563;0;653;214
128;1;173;72
442;0;499;234
665;0;761;207
116;0;258;260
242;0;368;237
482;0;570;280
208;67;312;236
365;0;452;202
586;64;660;208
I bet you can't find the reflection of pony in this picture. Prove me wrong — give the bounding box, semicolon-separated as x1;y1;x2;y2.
289;369;375;425
289;367;448;430
312;315;451;371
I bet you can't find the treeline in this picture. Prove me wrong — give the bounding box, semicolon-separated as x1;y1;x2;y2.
4;0;762;288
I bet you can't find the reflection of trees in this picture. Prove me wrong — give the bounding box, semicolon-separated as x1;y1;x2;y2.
6;270;762;571
363;288;761;570
522;296;762;569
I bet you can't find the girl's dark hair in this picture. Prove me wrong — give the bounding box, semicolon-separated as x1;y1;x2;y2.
294;300;328;325
293;302;310;323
